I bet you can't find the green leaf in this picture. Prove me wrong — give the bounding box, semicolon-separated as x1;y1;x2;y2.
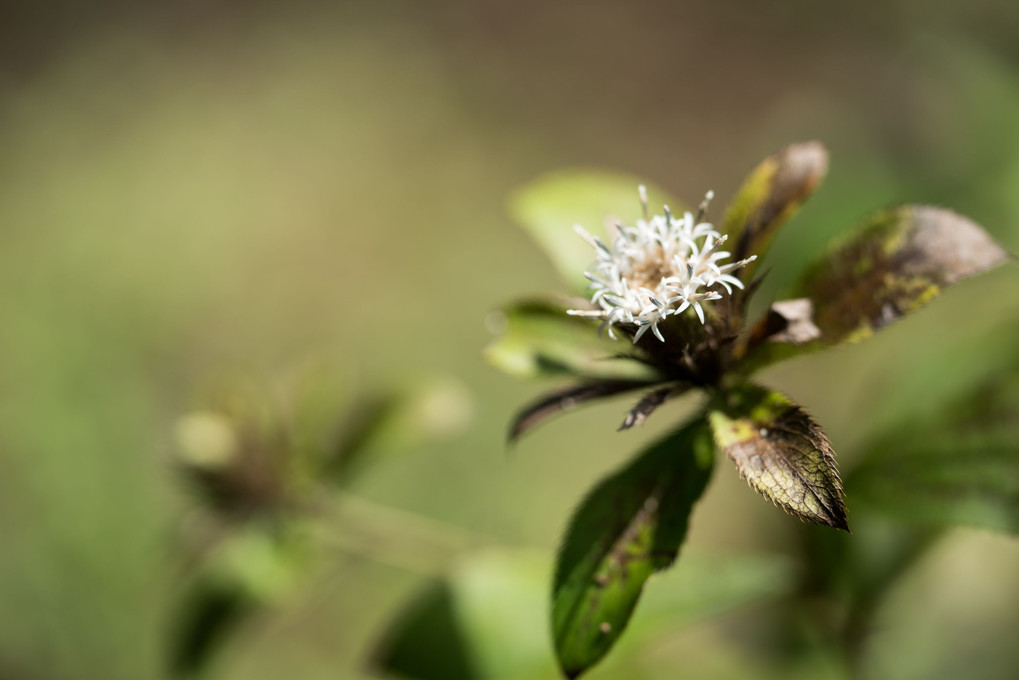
795;205;1008;348
722;141;829;280
708;384;848;531
552;419;715;678
485;299;659;381
372;550;792;680
372;550;557;680
848;367;1019;534
509;170;681;292
169;528;304;678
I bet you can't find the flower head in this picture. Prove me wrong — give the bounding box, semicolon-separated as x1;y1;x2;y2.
568;186;756;342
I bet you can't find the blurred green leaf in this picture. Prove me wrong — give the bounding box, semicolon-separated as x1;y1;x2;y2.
552;419;715;678
722;141;829;281
847;366;1019;534
617;550;796;647
485;299;659;381
325;377;473;482
170;576;257;679
373;549;793;680
796;205;1008;348
708;384;847;531
169;528;305;678
373;550;556;680
509;170;680;292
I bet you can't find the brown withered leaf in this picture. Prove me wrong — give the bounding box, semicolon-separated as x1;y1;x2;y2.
723;141;829;281
745;298;821;347
708;384;847;531
798;205;1009;346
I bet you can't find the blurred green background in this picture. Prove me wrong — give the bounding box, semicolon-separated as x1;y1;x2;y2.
1;1;1018;679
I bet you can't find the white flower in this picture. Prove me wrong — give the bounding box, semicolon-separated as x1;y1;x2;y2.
568;186;756;343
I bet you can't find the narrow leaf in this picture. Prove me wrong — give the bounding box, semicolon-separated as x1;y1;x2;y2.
618;383;689;431
796;205;1008;347
485;299;659;381
723;141;829;280
708;384;848;531
509;380;656;443
509;170;681;292
553;419;715;678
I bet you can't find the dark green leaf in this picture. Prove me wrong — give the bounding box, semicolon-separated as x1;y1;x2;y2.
485;299;659;381
509;170;681;292
795;205;1008;348
552;419;715;678
509;380;657;443
723;141;829;280
618;383;689;431
169;577;256;678
708;384;848;531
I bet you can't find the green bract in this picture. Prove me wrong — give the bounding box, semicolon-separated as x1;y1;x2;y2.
487;142;1010;678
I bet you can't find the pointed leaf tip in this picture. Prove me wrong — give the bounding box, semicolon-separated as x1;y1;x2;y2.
709;385;848;531
798;205;1008;348
724;141;829;279
508;379;654;443
553;419;715;677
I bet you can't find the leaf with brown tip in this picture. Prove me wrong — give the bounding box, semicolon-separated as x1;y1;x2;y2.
723;141;829;280
797;205;1009;347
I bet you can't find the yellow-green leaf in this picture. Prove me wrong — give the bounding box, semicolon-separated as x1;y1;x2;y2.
509;170;681;293
484;298;659;381
722;141;829;280
709;384;847;531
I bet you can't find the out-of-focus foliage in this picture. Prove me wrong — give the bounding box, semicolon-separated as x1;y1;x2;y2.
168;375;471;677
375;548;796;680
848;337;1019;534
1;2;1019;680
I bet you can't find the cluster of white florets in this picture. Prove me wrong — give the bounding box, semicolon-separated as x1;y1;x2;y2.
568;186;756;343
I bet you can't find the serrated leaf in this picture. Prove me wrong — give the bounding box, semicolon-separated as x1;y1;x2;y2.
708;384;848;531
509;170;681;292
848;366;1019;534
552;419;715;678
485;299;659;381
723;141;829;280
796;205;1008;347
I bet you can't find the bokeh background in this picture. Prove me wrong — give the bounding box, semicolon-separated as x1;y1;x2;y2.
1;1;1018;679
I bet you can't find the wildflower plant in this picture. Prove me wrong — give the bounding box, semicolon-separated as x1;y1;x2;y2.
486;142;1010;678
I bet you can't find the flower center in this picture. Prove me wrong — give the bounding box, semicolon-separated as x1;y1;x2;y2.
567;186;756;343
